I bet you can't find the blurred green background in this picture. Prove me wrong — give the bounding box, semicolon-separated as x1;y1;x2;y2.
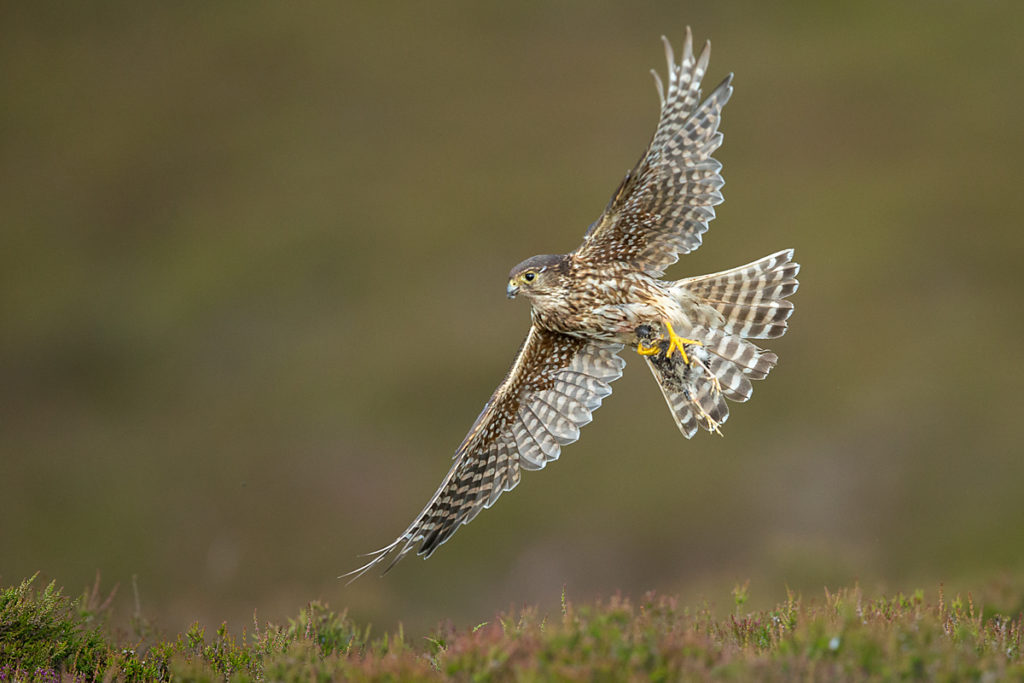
3;1;1023;636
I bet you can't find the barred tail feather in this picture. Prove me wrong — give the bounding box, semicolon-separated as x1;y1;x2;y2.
676;249;800;339
641;249;798;438
709;354;752;402
693;326;778;380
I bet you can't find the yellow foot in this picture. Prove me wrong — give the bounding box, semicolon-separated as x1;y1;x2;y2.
637;339;661;356
663;321;702;365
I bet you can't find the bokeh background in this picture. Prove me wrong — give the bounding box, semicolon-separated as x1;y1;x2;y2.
3;1;1023;636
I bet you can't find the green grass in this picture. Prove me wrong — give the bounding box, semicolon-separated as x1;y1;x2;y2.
1;575;1022;681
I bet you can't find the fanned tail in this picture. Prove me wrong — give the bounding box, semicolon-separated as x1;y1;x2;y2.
674;249;799;339
642;250;799;438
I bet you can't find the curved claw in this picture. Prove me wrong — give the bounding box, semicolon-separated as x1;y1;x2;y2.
637;339;661;356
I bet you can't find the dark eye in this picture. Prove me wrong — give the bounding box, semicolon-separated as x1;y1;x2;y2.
524;272;536;282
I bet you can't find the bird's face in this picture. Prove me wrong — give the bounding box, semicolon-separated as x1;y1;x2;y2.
506;254;566;300
506;267;542;299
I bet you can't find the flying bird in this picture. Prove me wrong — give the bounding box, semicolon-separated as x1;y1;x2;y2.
345;27;799;580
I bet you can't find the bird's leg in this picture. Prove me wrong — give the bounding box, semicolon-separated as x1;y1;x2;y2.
688;352;723;396
636;339;661;356
663;320;702;365
635;320;702;364
635;324;663;356
694;402;725;436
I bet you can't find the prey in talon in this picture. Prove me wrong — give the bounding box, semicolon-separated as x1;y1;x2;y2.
635;323;728;436
344;27;800;581
636;321;703;365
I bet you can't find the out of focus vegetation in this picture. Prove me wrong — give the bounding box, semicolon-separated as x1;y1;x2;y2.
3;575;1023;681
2;1;1023;638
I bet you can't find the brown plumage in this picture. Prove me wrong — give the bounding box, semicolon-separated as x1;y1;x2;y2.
344;27;799;580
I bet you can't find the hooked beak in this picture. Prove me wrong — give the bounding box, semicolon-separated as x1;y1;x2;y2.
506;279;519;299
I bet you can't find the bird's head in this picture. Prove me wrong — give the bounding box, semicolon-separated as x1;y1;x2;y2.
506;254;567;300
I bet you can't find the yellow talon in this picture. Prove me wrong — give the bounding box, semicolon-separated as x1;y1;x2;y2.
635;320;702;363
637;340;660;356
663;320;702;365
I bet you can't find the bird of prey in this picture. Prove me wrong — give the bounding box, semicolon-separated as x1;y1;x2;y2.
345;27;799;580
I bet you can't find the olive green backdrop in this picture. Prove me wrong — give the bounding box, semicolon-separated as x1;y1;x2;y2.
3;1;1022;635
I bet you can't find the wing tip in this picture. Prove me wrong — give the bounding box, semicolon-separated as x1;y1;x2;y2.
650;68;666;105
660;33;673;58
339;538;404;584
714;73;735;105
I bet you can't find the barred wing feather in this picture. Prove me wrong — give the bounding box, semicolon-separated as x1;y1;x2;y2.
576;27;733;277
343;326;624;580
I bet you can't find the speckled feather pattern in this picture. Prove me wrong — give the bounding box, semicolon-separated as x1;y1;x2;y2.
344;28;799;581
345;329;624;579
577;27;733;278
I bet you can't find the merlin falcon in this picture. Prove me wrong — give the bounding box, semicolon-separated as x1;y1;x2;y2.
345;28;799;580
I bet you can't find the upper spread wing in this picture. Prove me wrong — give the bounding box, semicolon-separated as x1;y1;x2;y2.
575;28;733;277
343;326;624;580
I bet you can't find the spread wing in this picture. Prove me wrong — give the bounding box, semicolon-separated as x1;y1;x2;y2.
575;27;733;277
343;326;624;581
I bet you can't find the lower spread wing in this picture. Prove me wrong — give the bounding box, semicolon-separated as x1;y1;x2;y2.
575;27;733;277
343;326;625;580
